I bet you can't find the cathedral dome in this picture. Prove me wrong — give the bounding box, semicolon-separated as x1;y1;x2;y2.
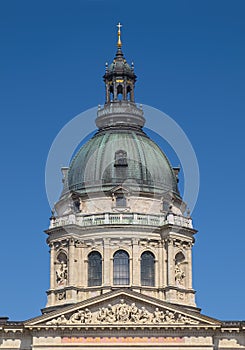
64;27;180;200
67;126;179;197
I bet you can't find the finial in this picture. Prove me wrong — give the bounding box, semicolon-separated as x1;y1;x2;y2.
117;22;122;48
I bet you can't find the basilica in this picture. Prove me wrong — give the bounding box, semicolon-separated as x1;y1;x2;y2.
0;25;244;350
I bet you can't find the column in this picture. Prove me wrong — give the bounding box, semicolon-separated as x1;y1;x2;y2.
49;243;56;290
167;238;175;286
186;243;193;289
162;240;167;287
132;238;140;287
123;79;127;100
68;239;75;286
158;242;163;288
103;238;110;286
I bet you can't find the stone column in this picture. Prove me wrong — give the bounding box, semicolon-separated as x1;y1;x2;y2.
130;85;135;102
158;242;163;288
103;238;110;286
132;238;140;286
167;238;175;286
186;243;193;289
49;243;55;290
162;240;167;287
106;85;110;103
113;82;117;101
123;79;127;100
68;239;75;286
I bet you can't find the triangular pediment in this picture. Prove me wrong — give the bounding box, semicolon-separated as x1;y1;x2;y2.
25;290;220;328
111;185;130;194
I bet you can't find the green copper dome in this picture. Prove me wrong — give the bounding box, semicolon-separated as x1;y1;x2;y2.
67;127;179;197
65;41;180;199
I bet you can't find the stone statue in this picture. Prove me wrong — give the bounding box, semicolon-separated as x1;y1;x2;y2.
130;303;140;322
116;299;130;322
56;261;68;286
153;307;164;323
175;262;185;285
164;310;175;323
139;306;150;323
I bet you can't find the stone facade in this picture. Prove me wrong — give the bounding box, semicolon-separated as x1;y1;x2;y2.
45;193;196;310
1;290;245;349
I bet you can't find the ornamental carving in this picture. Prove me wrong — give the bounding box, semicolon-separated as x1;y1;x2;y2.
46;299;199;326
175;263;185;286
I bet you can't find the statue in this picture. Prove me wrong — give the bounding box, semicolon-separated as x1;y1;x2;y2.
139;307;150;323
130;303;140;322
105;304;116;323
153;307;164;323
56;261;68;286
175;262;185;285
116;299;130;322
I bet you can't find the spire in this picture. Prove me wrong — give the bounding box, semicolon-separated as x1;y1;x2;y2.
117;22;122;49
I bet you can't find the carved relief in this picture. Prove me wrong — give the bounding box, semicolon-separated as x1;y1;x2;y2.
56;291;66;301
175;263;185;286
46;299;199;326
177;291;185;301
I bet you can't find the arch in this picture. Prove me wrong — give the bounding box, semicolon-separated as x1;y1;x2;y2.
117;84;123;100
57;251;67;264
109;86;114;101
88;251;102;287
175;251;185;264
126;85;131;100
141;251;155;286
113;250;130;285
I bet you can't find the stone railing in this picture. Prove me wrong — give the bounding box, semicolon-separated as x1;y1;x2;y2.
49;212;193;229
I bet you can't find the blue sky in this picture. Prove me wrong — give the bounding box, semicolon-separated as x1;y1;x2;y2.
0;0;244;321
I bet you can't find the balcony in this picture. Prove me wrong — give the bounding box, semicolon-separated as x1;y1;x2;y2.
49;212;193;230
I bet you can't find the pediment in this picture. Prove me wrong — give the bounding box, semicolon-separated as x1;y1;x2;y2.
25;290;220;328
111;185;130;194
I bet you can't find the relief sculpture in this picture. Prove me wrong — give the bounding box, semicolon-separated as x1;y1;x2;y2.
46;299;199;326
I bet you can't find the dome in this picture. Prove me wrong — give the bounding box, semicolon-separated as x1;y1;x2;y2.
62;39;180;200
107;58;133;76
67;127;179;197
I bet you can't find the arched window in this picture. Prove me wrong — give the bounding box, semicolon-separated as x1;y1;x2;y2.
141;251;155;286
117;84;123;100
126;85;131;100
113;250;129;285
175;252;185;264
88;251;102;287
57;251;67;264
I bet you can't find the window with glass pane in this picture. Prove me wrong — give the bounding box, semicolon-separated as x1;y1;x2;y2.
113;250;129;285
116;194;126;207
88;251;102;287
141;251;155;286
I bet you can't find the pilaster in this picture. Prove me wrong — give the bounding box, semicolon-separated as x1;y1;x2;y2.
103;238;110;286
132;238;140;287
